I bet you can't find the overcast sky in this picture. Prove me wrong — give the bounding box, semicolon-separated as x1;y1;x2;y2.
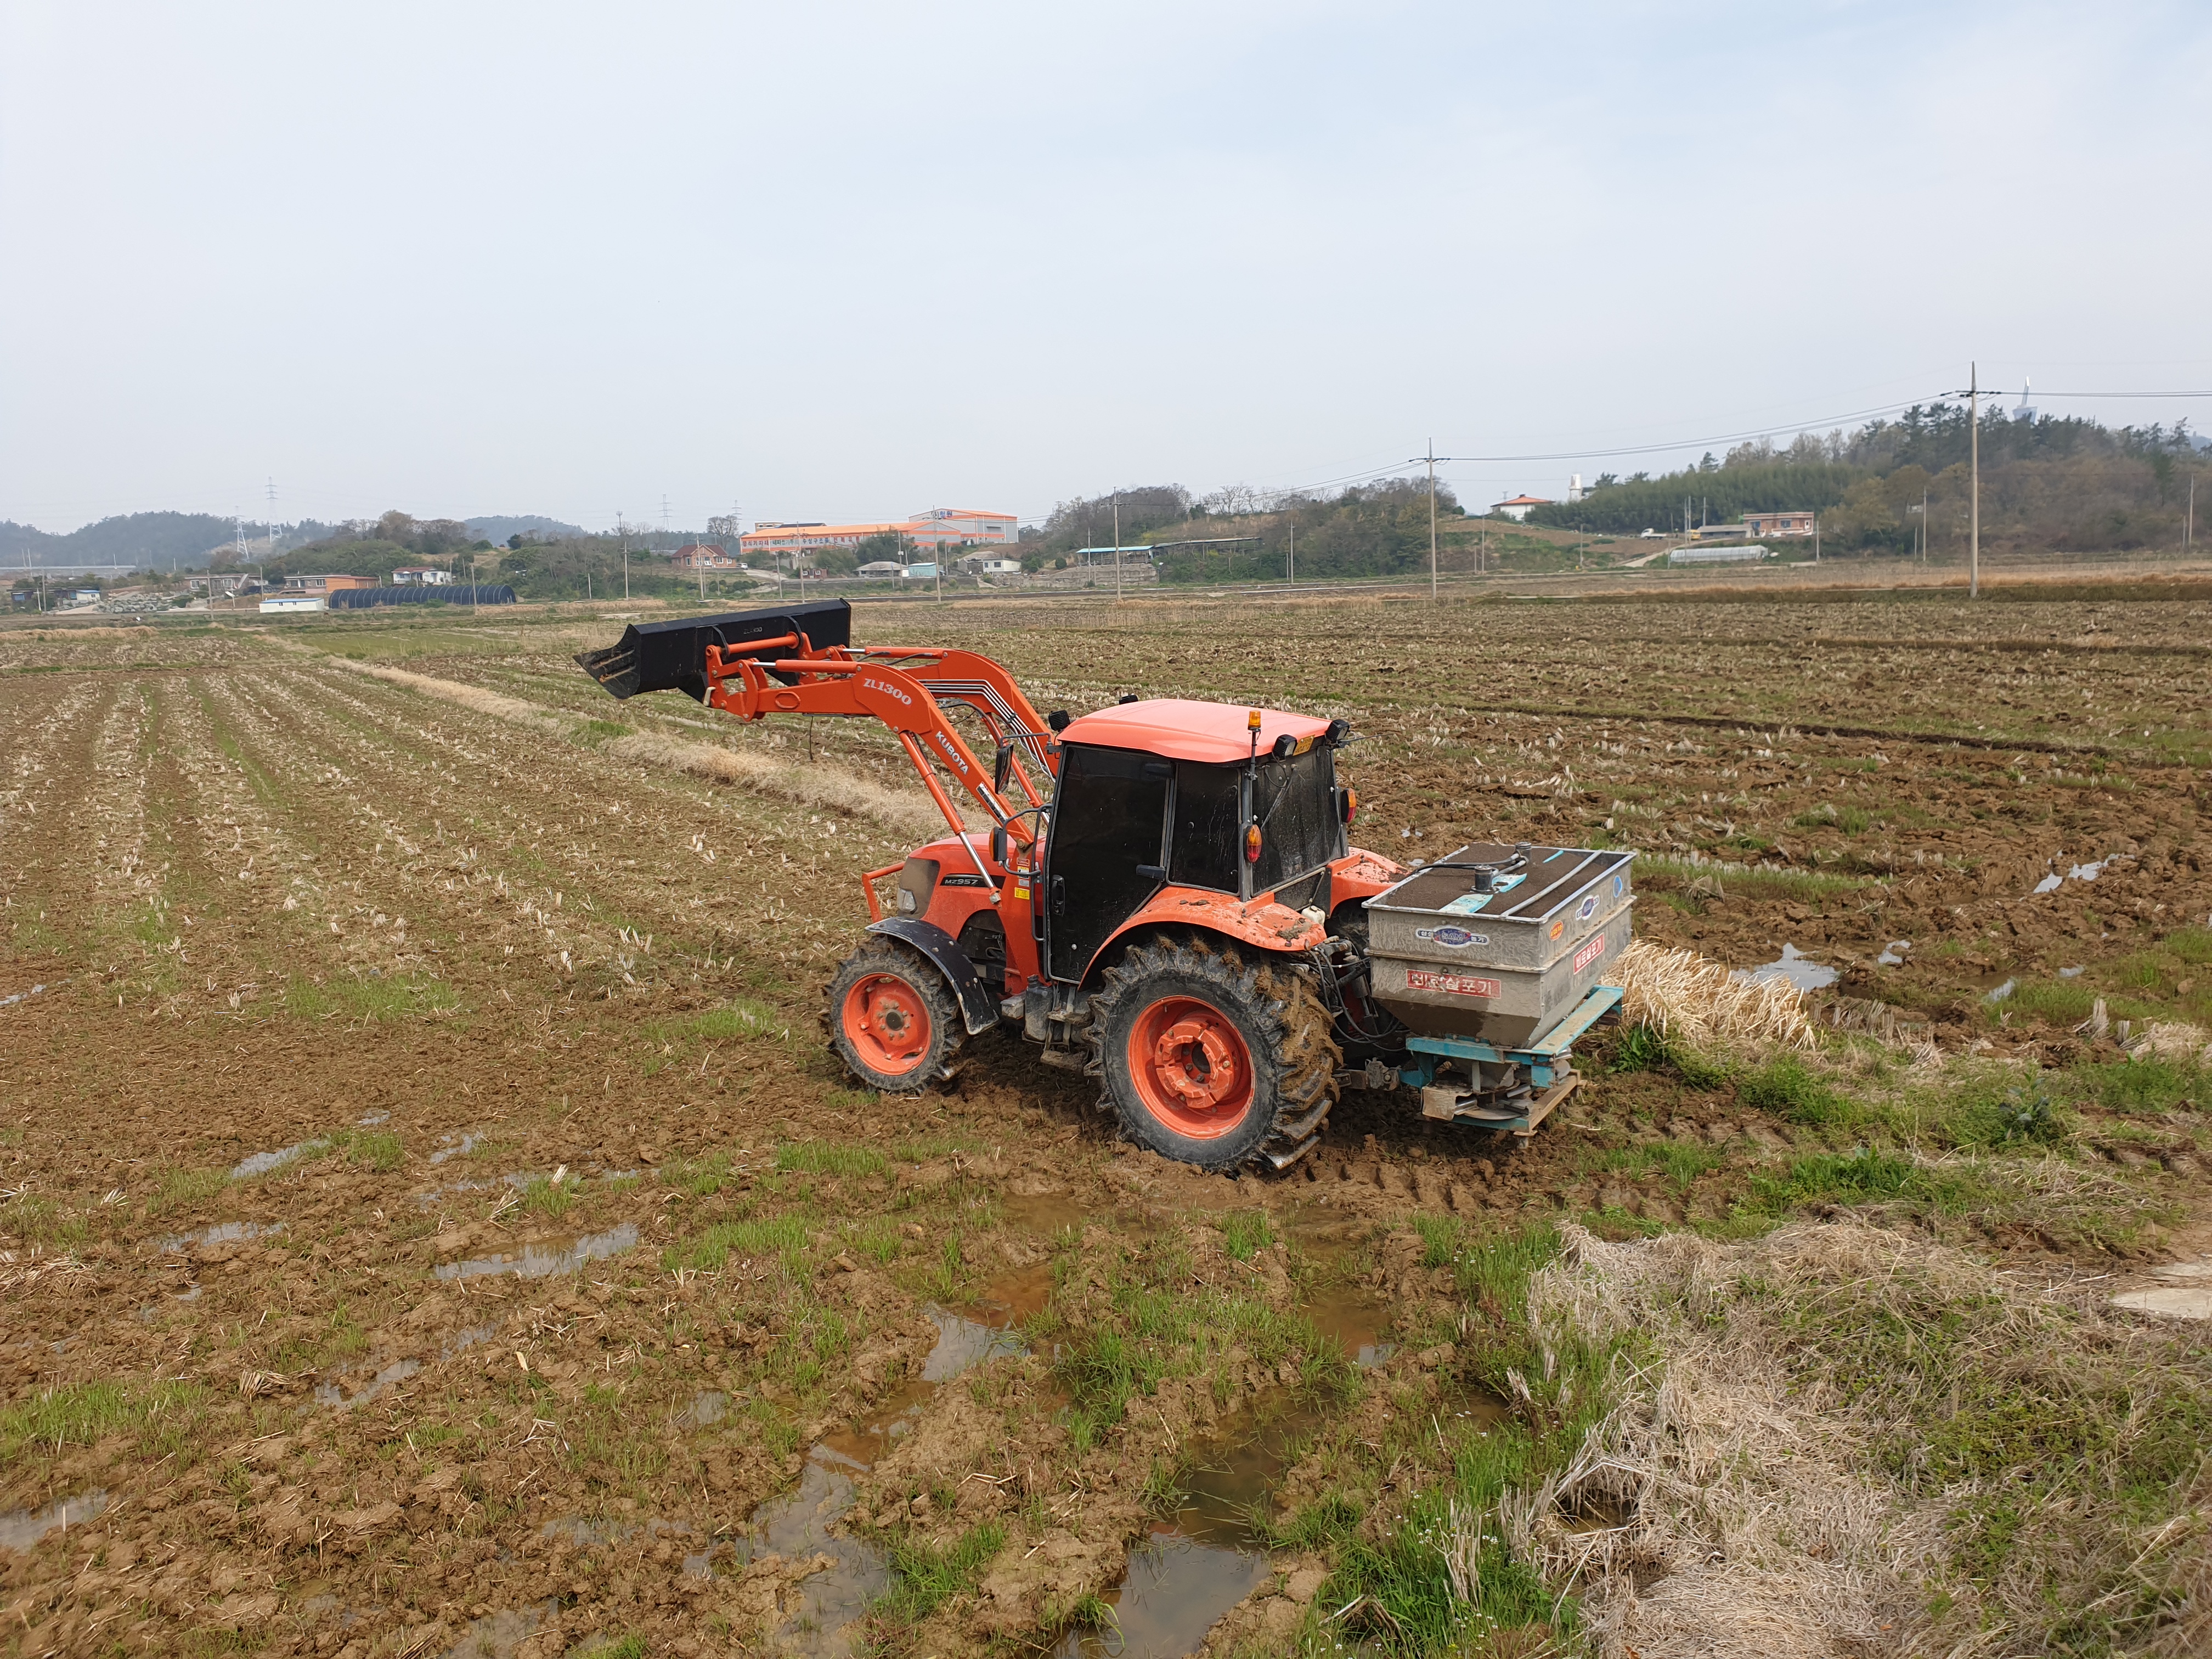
3;1;2208;534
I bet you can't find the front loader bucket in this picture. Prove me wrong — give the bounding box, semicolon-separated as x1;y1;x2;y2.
575;599;853;702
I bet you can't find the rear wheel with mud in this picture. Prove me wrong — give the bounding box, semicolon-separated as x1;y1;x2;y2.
827;936;965;1091
1088;934;1340;1171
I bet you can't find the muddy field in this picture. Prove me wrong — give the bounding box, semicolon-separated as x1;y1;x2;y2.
3;589;2210;1658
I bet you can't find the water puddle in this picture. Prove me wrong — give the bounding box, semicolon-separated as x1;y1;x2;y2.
997;1188;1088;1237
429;1133;483;1165
1306;1284;1396;1369
689;1390;729;1426
0;1489;108;1551
356;1110;391;1126
2059;966;2086;978
2114;1256;2212;1321
315;1358;421;1408
922;1307;1026;1381
2033;856;2110;896
162;1220;283;1252
743;1457;890;1656
1877;940;1911;967
230;1138;330;1180
968;1261;1054;1325
1984;979;2017;1003
1734;944;1837;992
437;1600;556;1659
1052;1529;1272;1658
0;979;64;1014
703;1286;1033;1654
433;1222;639;1283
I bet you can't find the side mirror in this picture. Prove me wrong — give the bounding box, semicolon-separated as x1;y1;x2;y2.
1047;709;1071;732
993;743;1013;793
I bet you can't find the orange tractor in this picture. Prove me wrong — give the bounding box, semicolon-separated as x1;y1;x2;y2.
581;600;1630;1171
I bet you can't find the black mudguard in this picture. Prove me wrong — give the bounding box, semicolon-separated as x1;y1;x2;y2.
866;919;1002;1036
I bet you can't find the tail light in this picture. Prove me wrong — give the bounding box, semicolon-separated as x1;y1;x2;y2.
1244;823;1263;864
1340;787;1358;825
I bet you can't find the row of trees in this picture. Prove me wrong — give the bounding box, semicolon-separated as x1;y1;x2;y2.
1525;408;2206;555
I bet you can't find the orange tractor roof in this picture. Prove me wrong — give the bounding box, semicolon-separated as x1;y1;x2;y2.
1059;698;1333;766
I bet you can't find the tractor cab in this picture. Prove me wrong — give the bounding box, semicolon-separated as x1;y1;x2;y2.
1041;699;1352;983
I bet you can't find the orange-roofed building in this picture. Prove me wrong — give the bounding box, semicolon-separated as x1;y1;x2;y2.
740;509;1018;561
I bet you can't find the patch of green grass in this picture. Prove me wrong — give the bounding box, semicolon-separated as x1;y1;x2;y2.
1605;1022;1728;1088
846;1216;902;1266
2066;1054;2210;1117
6;1194;89;1248
1742;1147;1982;1218
1635;854;1880;904
562;1384;670;1489
1220;1209;1276;1262
1048;1244;1352;1451
2164;926;2212;967
1915;1071;2070;1149
1586;1142;1726;1191
1266;1492;1362;1552
1324;1492;1562;1649
776;1141;888;1180
284;971;458;1023
665;1150;736;1196
2003;978;2097;1026
146;1165;229;1214
883;1521;1006;1620
690;998;785;1041
338;1129;404;1172
0;1380;206;1468
665;1215;809;1273
1738;1054;1859;1128
521;1175;575;1218
573;720;634;745
569;1636;648;1659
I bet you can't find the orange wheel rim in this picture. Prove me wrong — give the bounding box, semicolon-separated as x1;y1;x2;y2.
842;972;932;1076
1126;995;1254;1139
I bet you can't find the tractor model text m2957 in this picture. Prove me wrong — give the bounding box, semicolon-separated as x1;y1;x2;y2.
580;600;1632;1172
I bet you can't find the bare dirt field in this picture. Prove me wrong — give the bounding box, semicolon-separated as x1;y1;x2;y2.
4;585;2210;1658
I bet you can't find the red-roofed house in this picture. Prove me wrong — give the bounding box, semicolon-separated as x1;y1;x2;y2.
1492;495;1554;522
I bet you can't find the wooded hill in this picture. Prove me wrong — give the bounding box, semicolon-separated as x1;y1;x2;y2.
1523;407;2208;555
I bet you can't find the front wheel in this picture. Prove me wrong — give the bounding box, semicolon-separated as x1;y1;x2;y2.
826;938;964;1091
1089;935;1341;1171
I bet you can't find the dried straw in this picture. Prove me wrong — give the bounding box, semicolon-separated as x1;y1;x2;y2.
1517;1220;2212;1659
1611;938;1814;1052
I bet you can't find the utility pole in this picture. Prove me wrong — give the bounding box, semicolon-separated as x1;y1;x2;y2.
1287;521;1294;584
1920;486;1929;565
266;479;278;562
1813;512;1820;565
1113;498;1124;602
1970;362;1980;600
1409;442;1450;600
2187;475;2195;555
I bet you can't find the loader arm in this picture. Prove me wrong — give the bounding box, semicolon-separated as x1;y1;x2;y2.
701;641;1057;864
